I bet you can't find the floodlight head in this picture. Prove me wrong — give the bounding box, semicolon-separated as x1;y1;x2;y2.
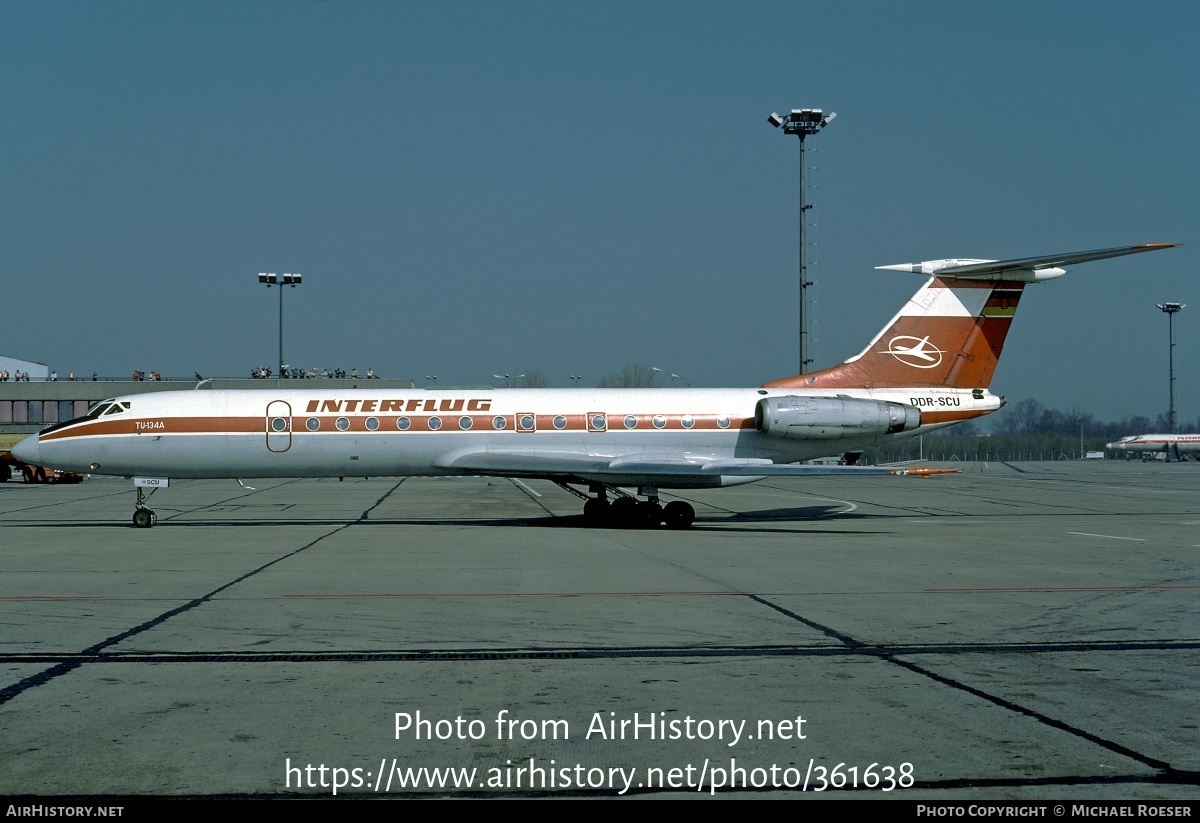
258;272;275;284
775;107;836;137
1157;302;1185;313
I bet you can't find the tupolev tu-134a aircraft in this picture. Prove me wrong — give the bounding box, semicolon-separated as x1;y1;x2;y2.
1106;433;1200;462
13;243;1176;529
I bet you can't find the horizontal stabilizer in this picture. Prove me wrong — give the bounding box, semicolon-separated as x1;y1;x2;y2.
877;243;1177;281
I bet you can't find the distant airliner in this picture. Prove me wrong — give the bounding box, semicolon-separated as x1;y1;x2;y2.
1106;433;1199;462
12;243;1176;529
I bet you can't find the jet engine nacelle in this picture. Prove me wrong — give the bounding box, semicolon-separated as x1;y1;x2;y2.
755;396;921;440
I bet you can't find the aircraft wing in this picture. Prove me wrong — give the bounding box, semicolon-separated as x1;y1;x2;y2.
433;450;943;482
932;243;1177;277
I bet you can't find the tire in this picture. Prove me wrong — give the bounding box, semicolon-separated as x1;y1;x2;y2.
132;509;154;529
664;501;696;529
610;497;639;528
637;501;664;528
583;497;610;525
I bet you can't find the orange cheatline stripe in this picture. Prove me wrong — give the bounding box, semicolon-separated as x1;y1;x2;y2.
926;585;1200;593
282;590;747;599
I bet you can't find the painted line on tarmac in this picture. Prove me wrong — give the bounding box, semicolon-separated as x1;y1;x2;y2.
1067;531;1146;541
510;478;541;497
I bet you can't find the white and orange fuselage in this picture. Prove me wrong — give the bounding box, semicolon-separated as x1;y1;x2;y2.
22;384;998;488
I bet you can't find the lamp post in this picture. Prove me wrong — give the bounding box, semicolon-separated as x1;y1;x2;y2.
570;374;582;387
258;272;302;378
651;366;682;386
768;107;835;373
1157;302;1185;432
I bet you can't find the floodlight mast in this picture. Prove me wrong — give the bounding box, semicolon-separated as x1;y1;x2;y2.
769;108;836;373
257;272;302;379
1157;302;1185;432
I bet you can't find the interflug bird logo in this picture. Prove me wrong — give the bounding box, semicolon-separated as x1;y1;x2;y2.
883;335;945;369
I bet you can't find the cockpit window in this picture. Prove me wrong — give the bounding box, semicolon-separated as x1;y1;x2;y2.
79;400;131;421
39;399;129;437
81;400;117;421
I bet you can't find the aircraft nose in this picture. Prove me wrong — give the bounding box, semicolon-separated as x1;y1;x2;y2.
11;434;41;466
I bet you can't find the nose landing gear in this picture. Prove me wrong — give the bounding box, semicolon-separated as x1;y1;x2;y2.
131;478;168;528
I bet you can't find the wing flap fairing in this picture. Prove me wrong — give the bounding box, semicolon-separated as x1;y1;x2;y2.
435;449;916;481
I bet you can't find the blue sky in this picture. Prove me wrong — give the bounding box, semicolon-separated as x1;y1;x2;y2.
2;1;1195;421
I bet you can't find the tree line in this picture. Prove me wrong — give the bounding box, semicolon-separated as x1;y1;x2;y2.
864;398;1198;463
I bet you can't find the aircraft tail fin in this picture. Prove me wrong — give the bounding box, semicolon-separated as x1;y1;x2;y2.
763;243;1177;391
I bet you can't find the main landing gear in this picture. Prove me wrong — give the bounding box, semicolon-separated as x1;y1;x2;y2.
558;484;696;529
132;484;159;528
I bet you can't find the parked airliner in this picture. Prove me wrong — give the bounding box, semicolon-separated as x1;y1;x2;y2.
1107;433;1200;461
12;243;1175;529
